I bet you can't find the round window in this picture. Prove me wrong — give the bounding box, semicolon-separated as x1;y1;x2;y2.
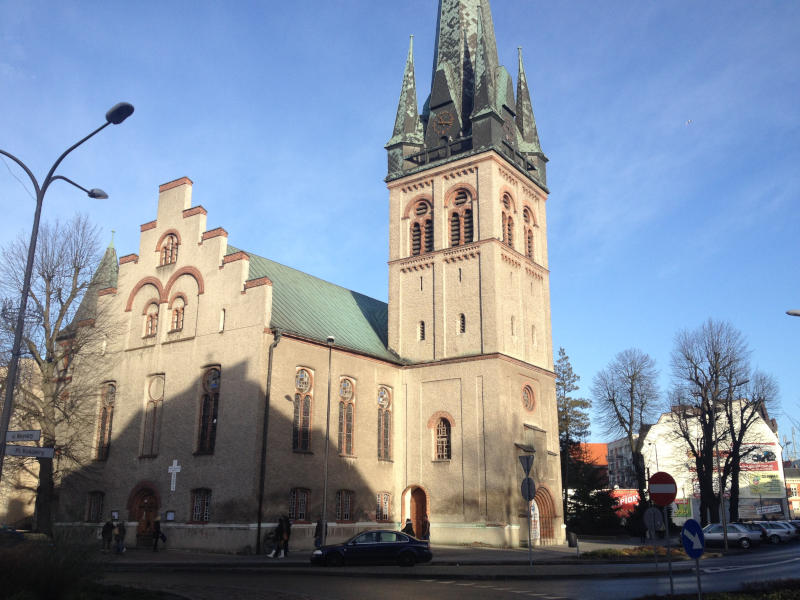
522;386;535;411
340;379;353;401
295;369;311;392
377;387;391;408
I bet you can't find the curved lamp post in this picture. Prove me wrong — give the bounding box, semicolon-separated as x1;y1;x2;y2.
0;102;134;486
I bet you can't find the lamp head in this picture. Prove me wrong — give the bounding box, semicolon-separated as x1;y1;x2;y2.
326;336;335;345
88;188;108;199
106;102;135;125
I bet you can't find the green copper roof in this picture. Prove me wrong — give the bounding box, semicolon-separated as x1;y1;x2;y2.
227;246;400;364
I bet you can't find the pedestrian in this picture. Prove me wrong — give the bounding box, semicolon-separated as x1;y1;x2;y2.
114;520;126;554
402;518;415;537
101;519;114;552
268;515;291;558
314;517;325;549
420;515;430;541
152;517;166;552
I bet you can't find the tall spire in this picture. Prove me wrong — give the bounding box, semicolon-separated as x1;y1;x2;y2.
515;47;542;153
471;3;499;119
388;36;423;147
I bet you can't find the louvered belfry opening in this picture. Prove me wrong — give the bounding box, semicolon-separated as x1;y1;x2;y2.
463;208;473;243
450;212;461;246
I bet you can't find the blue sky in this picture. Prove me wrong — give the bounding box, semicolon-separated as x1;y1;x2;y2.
1;1;798;449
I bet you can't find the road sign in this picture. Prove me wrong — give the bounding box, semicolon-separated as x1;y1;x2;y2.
643;506;664;539
519;454;534;476
521;477;536;501
6;430;41;442
681;518;705;559
4;445;54;458
756;504;782;515
648;471;677;506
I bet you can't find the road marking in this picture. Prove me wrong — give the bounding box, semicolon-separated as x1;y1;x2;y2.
437;581;456;584
456;583;476;586
703;556;800;574
418;579;435;582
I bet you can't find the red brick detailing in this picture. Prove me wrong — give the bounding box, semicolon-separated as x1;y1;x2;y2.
159;177;193;193
164;266;205;301
97;287;117;296
140;221;157;232
182;205;207;218
141;298;160;315
243;277;273;293
201;227;228;242
443;183;478;208
499;186;517;213
168;292;187;308
119;254;139;265
222;251;249;265
154;229;182;251
426;410;455;429
402;194;433;220
125;278;165;312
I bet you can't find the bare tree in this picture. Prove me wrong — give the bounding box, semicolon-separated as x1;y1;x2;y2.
0;214;120;535
667;319;775;526
592;348;660;504
555;347;591;517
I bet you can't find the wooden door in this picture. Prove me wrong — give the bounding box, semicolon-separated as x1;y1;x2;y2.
410;487;426;539
131;489;158;546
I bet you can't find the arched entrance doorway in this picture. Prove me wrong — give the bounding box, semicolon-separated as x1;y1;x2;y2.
402;486;428;539
127;483;160;547
533;486;556;545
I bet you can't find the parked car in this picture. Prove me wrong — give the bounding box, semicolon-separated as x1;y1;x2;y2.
702;523;761;549
774;521;800;541
754;521;794;544
734;521;768;542
310;529;432;567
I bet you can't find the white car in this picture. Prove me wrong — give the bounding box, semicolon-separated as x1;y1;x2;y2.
702;523;761;549
754;521;794;544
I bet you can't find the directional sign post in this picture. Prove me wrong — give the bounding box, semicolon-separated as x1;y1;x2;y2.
681;519;705;600
6;430;41;442
518;454;535;567
649;472;678;597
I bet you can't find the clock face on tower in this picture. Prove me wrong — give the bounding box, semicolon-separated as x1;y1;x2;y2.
433;110;455;135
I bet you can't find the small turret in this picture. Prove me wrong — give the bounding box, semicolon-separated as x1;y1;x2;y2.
386;36;424;179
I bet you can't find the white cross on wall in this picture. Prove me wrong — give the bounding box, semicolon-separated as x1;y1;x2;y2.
168;459;181;492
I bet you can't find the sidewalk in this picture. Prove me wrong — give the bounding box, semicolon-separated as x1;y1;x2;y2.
98;536;713;580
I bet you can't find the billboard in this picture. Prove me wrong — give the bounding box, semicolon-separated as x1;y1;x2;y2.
609;489;640;517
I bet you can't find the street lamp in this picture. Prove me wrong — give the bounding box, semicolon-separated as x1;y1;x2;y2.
648;442;660;472
0;102;134;486
320;335;335;546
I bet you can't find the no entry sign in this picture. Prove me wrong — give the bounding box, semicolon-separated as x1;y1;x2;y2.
648;471;677;507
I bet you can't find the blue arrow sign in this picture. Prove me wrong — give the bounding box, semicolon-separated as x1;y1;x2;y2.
681;518;705;559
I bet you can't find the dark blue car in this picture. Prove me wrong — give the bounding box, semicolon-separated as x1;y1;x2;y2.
310;529;432;567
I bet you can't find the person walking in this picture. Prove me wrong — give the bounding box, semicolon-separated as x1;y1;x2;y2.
420;515;431;541
152;517;165;552
402;518;415;537
268;515;291;558
114;521;126;554
101;519;114;552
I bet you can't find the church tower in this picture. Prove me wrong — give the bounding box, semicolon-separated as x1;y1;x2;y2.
386;0;562;545
386;0;552;371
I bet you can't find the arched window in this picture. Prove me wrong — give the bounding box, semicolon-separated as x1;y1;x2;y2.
160;234;178;266
377;387;392;460
459;313;466;334
502;194;514;248
523;207;534;259
338;378;355;456
293;369;313;451
170;297;185;332
336;489;354;521
144;303;159;338
418;321;426;341
141;375;164;457
522;385;536;411
96;382;116;460
376;491;391;521
436;418;451;460
197;367;221;453
87;491;104;522
449;189;474;247
410;200;433;255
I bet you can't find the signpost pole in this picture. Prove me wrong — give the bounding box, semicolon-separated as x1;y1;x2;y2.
663;505;674;597
695;557;703;600
681;519;705;600
519;454;535;568
528;502;533;567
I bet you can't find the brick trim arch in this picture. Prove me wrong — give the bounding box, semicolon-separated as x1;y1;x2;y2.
168;292;187;308
141;298;161;315
164;266;205;300
402;195;433;219
499;187;517;213
154;229;182;251
522;205;538;227
427;410;455;429
125;277;165;312
443;183;478;208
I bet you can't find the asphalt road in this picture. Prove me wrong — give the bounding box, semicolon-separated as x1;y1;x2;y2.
101;545;800;600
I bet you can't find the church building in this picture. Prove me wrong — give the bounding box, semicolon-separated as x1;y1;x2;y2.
56;0;563;551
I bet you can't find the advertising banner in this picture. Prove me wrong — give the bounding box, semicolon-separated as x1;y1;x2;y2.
609;489;640;517
673;498;692;518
